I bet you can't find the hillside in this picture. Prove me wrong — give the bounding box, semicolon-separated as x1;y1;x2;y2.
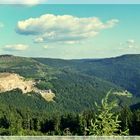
0;55;135;114
0;54;140;136
0;73;34;93
0;73;55;102
0;55;55;79
35;54;140;97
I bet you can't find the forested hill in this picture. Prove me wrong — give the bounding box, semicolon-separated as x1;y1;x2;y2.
0;54;140;114
34;54;140;97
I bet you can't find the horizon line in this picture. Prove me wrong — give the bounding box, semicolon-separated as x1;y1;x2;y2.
0;53;140;60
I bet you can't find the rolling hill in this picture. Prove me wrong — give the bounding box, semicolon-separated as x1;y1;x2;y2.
0;54;139;114
35;54;140;97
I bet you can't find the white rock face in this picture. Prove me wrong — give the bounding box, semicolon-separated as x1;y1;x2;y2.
36;89;55;102
0;73;55;101
0;73;34;93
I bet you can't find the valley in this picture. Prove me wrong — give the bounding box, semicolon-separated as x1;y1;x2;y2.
0;54;140;113
0;54;140;135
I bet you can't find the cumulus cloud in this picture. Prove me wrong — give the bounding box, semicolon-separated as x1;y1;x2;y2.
127;39;135;48
119;39;137;50
16;14;119;44
3;44;29;51
0;0;47;4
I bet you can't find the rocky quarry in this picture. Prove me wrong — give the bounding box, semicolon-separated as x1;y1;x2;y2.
0;73;55;102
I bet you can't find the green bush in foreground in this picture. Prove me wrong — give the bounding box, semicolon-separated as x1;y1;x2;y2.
86;92;129;136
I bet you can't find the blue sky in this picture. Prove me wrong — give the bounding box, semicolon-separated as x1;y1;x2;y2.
47;0;140;4
0;4;140;59
1;0;140;4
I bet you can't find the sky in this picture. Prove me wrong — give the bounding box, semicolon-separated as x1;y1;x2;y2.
1;0;140;4
0;4;140;59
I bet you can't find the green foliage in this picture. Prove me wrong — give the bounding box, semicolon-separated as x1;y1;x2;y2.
0;55;139;114
36;81;53;90
0;55;126;114
36;54;140;97
0;55;140;135
0;92;139;136
130;110;140;135
119;107;133;134
86;92;129;136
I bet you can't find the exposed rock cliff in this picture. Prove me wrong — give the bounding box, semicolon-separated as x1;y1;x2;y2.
0;73;55;102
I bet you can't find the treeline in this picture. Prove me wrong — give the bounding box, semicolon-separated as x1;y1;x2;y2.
35;55;140;97
0;93;140;136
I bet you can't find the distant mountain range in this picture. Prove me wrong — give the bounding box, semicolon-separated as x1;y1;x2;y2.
35;54;140;96
0;54;140;113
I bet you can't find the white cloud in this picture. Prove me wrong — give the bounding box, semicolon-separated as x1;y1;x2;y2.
43;45;48;49
127;39;135;44
34;37;44;43
0;0;47;4
64;41;79;45
16;14;119;44
127;39;135;48
0;22;4;28
3;44;29;51
119;39;137;50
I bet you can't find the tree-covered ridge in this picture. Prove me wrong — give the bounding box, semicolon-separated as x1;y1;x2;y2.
0;54;135;114
0;54;139;113
0;71;125;114
0;55;139;111
0;92;139;136
0;54;140;135
35;54;140;97
0;55;55;78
